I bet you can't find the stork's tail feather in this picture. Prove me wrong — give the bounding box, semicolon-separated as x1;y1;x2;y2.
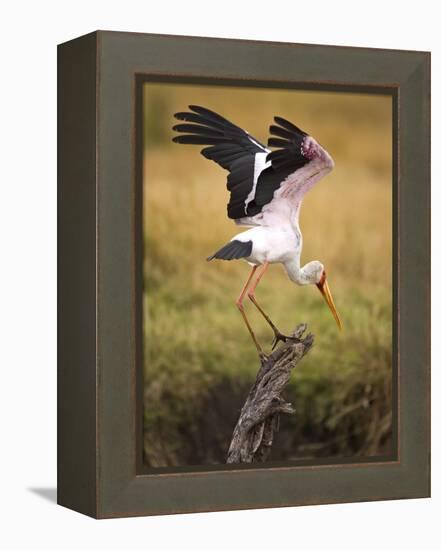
206;240;252;261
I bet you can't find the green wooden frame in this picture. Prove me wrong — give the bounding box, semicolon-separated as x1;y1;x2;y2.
58;31;430;518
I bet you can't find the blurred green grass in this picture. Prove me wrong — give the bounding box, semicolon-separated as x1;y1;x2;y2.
142;83;393;467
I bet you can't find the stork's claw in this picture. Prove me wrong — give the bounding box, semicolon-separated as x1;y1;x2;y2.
271;330;301;350
259;351;269;364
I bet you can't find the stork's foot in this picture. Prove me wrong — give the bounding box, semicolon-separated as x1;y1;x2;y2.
259;351;269;364
271;329;301;351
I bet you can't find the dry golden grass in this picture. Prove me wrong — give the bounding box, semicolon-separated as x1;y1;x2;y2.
142;83;393;467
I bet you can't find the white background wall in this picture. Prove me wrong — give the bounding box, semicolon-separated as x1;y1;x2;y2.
1;1;439;548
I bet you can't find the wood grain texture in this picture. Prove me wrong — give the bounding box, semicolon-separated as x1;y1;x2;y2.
227;325;313;464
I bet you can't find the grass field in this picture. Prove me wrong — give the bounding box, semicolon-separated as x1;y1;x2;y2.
142;83;393;467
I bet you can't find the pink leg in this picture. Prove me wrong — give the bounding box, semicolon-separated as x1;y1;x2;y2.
247;262;277;330
235;266;265;357
247;262;292;349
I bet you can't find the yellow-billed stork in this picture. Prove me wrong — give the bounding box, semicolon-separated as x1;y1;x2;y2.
172;105;342;359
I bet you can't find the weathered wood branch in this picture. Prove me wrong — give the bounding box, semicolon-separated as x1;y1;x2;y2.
226;324;314;464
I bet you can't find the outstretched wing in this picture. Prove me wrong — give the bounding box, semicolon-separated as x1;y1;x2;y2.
172;105;270;219
251;116;335;220
172;107;334;224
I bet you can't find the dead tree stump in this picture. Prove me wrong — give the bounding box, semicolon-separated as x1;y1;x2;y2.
227;324;314;464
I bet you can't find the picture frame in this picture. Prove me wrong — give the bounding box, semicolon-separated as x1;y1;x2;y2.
58;30;430;518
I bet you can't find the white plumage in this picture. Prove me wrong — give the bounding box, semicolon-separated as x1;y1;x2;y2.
235;136;334;278
173;106;342;358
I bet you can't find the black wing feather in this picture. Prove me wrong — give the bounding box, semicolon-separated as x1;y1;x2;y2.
172;105;267;171
206;240;252;261
251;117;311;209
173;105;268;219
172;123;223;137
174;112;226;130
172;107;320;221
265;116;309;172
267;137;292;149
273;116;307;136
268;125;296;140
172;135;225;145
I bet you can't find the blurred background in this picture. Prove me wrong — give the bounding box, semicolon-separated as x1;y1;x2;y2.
142;82;393;468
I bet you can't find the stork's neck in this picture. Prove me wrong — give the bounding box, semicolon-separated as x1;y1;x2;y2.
284;259;313;286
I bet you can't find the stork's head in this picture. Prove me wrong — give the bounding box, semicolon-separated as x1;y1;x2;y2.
303;261;343;331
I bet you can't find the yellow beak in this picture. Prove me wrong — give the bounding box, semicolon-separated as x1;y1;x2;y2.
316;273;343;331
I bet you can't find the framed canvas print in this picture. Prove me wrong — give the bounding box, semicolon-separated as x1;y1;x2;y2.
58;31;430;518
